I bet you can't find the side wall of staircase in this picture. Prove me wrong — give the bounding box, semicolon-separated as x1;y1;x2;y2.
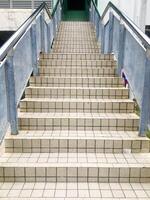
90;1;150;135
0;1;61;141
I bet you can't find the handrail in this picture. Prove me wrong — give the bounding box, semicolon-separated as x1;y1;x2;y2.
99;1;150;49
91;0;101;19
0;2;52;61
52;0;62;17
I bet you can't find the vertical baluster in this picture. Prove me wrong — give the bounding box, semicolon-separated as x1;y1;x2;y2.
40;12;45;52
118;23;126;75
30;23;38;75
100;23;105;54
108;11;114;53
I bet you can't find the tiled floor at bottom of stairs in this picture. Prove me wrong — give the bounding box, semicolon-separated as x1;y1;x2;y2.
0;182;150;199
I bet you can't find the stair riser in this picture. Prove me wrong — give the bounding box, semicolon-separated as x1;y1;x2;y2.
40;53;114;60
52;49;100;53
39;60;116;67
59;29;93;31
20;101;134;113
25;88;129;99
38;68;116;76
59;27;93;29
56;32;95;35
56;37;97;41
18;118;139;131
56;33;95;35
53;45;100;49
54;37;97;42
30;77;123;87
58;29;94;31
5;138;150;153
0;166;149;183
53;47;100;50
53;42;98;45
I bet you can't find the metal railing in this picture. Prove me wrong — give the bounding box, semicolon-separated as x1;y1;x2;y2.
90;0;150;136
0;0;62;140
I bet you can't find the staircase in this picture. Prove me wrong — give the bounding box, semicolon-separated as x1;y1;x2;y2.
1;22;150;199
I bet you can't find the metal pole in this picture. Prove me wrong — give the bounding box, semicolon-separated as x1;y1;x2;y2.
30;23;38;75
108;11;114;53
118;23;126;75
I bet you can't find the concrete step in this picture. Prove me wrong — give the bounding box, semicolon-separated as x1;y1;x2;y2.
5;130;150;153
29;76;124;87
39;59;116;68
25;86;129;99
0;152;149;182
18;112;139;131
40;53;114;60
38;67;116;76
20;98;134;113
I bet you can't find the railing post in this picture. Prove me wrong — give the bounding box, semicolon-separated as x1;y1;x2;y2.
118;23;126;75
47;23;51;53
53;14;56;38
108;11;114;53
91;4;94;23
139;48;150;136
40;12;45;53
56;6;59;30
94;7;96;27
96;14;100;39
100;23;105;54
58;2;61;23
30;23;38;76
5;49;18;135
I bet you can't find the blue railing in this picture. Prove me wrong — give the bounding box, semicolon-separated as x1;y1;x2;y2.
0;0;62;140
90;0;150;136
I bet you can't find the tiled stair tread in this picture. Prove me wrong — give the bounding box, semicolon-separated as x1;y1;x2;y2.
18;112;139;119
40;58;114;60
52;50;100;53
54;42;98;44
0;182;150;199
38;67;115;69
30;76;120;78
30;76;123;86
39;66;116;68
6;130;141;139
26;86;126;90
39;60;116;64
21;98;133;103
42;52;111;54
41;52;114;58
5;130;142;139
0;152;150;166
